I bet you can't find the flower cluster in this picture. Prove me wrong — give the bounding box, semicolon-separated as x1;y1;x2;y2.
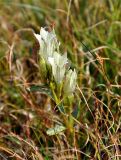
34;27;77;96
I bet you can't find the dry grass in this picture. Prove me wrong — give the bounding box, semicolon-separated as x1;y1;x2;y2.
0;0;121;159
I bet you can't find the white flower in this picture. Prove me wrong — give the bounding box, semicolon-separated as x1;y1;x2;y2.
48;52;68;83
34;27;58;61
63;69;77;95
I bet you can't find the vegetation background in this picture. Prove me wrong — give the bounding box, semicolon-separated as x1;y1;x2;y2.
0;0;121;159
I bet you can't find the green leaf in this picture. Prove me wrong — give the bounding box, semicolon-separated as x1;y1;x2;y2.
72;99;81;119
57;103;66;114
27;85;54;100
6;135;21;145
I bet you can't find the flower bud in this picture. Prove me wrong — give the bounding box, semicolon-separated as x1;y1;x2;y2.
63;69;77;95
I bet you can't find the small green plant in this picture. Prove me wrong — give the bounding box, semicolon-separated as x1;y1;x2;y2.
33;27;77;135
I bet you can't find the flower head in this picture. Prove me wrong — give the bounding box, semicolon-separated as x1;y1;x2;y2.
34;27;58;61
34;27;77;95
48;52;68;83
63;69;77;95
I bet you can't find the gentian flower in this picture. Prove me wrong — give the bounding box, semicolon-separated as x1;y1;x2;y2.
34;27;58;61
48;52;68;83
